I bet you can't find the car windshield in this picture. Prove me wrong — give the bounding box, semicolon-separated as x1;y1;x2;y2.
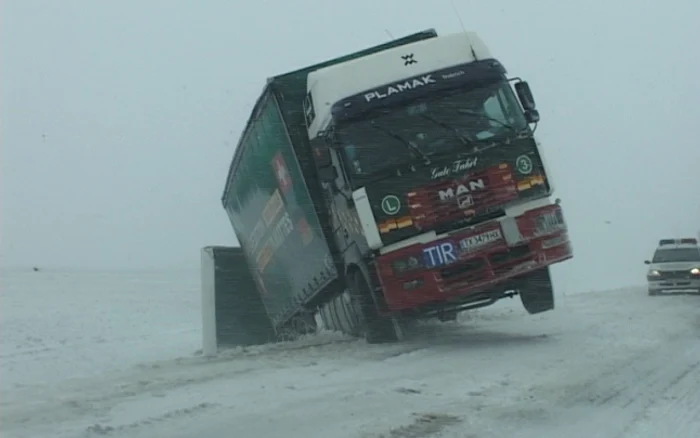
652;248;700;263
335;81;528;178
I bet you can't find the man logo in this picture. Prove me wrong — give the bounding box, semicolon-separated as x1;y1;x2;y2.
402;53;417;66
457;195;474;209
438;179;487;201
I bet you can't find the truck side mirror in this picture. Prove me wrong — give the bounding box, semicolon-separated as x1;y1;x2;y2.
644;260;651;265
524;109;540;124
515;81;536;110
515;81;539;124
317;166;337;183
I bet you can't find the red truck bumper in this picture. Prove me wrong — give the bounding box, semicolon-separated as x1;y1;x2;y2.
375;203;572;312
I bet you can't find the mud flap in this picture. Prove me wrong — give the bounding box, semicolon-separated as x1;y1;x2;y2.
351;271;402;344
518;267;555;315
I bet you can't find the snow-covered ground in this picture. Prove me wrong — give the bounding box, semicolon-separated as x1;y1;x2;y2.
1;270;699;438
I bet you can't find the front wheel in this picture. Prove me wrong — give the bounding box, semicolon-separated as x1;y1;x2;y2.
518;267;555;314
350;271;402;344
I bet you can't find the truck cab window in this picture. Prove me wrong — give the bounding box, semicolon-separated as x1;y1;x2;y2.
330;146;350;191
336;81;528;180
483;95;507;126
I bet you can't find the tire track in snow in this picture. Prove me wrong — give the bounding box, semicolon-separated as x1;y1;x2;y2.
500;335;700;438
621;342;700;438
0;332;435;437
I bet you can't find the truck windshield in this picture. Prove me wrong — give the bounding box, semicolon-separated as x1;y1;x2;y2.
335;81;527;178
652;248;700;263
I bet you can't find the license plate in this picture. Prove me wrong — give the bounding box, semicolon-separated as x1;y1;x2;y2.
459;229;503;252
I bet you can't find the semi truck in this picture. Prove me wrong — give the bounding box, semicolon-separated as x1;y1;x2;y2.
219;28;573;344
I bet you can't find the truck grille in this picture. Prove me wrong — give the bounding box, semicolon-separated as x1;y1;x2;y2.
407;163;518;230
439;244;533;287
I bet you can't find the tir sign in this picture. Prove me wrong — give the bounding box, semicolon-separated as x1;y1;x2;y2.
423;242;457;268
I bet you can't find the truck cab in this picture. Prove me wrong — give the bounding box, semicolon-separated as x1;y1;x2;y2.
645;238;700;295
303;31;573;341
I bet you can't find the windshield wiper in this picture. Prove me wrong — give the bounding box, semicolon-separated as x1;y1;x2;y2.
456;109;519;133
369;121;431;165
418;114;473;146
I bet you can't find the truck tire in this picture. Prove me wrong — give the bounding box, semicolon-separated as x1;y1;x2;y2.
318;290;362;337
350;271;402;344
338;290;362;336
518;267;555;314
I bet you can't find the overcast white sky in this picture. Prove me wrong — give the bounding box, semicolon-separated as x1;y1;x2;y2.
1;0;698;292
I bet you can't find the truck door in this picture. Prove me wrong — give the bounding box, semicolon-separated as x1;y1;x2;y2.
328;149;363;256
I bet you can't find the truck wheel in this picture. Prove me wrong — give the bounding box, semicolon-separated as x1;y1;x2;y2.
648;288;658;296
318;290;362;336
339;290;363;336
351;271;402;344
518;267;555;314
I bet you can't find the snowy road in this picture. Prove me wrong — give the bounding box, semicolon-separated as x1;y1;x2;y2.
2;270;699;438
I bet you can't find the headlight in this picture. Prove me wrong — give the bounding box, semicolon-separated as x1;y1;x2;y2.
391;255;422;275
647;270;660;277
691;268;700;275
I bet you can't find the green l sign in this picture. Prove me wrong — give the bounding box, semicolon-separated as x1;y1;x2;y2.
381;195;401;215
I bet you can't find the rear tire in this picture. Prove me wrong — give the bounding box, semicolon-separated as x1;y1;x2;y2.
648;288;659;296
518;267;555;314
350;270;402;344
318;290;362;337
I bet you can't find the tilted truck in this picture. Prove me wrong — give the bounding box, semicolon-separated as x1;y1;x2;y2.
220;28;574;344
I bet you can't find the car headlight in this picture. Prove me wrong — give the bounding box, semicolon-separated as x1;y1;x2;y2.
647;270;660;277
391;255;423;275
691;268;700;276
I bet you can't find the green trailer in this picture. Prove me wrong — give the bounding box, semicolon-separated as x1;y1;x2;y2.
221;29;438;335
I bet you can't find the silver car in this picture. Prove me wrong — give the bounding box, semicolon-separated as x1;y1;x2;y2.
645;238;700;295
